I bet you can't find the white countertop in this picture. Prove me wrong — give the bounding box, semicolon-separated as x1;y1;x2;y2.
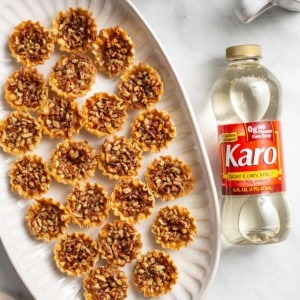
1;0;300;299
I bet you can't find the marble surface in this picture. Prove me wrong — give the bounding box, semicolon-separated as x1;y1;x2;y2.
1;0;300;299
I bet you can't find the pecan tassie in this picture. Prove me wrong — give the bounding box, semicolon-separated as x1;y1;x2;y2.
91;26;135;77
0;111;42;156
8;20;54;66
5;67;48;112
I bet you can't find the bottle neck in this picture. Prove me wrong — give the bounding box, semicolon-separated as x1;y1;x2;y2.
227;57;261;65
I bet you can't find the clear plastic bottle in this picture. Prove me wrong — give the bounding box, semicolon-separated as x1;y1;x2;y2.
211;44;291;245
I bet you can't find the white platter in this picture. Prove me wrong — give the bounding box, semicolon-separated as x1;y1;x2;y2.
0;0;220;299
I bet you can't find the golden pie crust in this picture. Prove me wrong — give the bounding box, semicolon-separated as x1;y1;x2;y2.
152;205;197;250
9;154;51;199
83;266;128;300
145;155;195;201
54;232;98;276
5;67;48;112
25;197;70;242
39;96;83;139
0;111;42;156
52;7;97;53
66;182;110;227
98;220;142;267
83;92;127;137
8;20;54;66
132;249;178;297
118;63;163;109
112;178;155;224
49;53;96;99
91;26;135;77
49;139;97;185
97;136;143;180
130;108;176;152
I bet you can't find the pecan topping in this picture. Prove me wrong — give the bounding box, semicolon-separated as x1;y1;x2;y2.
8;20;54;66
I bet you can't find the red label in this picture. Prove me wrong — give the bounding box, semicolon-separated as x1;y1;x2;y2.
218;121;285;195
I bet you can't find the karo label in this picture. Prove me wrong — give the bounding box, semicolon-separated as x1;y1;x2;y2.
218;121;285;195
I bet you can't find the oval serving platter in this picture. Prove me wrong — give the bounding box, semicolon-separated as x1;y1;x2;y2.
0;0;220;299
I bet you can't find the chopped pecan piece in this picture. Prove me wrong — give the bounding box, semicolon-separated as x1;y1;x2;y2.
145;155;195;201
98;220;142;267
152;205;197;249
118;63;163;109
5;67;48;112
25;197;70;242
9;154;51;199
8;20;54;66
92;26;135;77
132;249;178;297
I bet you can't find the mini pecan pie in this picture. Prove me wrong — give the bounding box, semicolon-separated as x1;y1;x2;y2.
39;96;83;139
83;266;128;300
8;20;54;66
152;205;197;250
98;136;143;180
9;154;51;199
145;155;195;201
91;26;135;77
54;232;98;276
98;220;142;267
112;178;155;224
25;197;70;242
131;108;176;152
52;7;97;53
118;63;163;109
66;182;110;227
5;67;48;112
0;111;42;156
49;53;96;99
132;249;178;297
49;139;97;185
83;92;127;137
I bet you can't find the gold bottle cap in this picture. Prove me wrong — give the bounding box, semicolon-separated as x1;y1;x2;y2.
226;44;262;61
